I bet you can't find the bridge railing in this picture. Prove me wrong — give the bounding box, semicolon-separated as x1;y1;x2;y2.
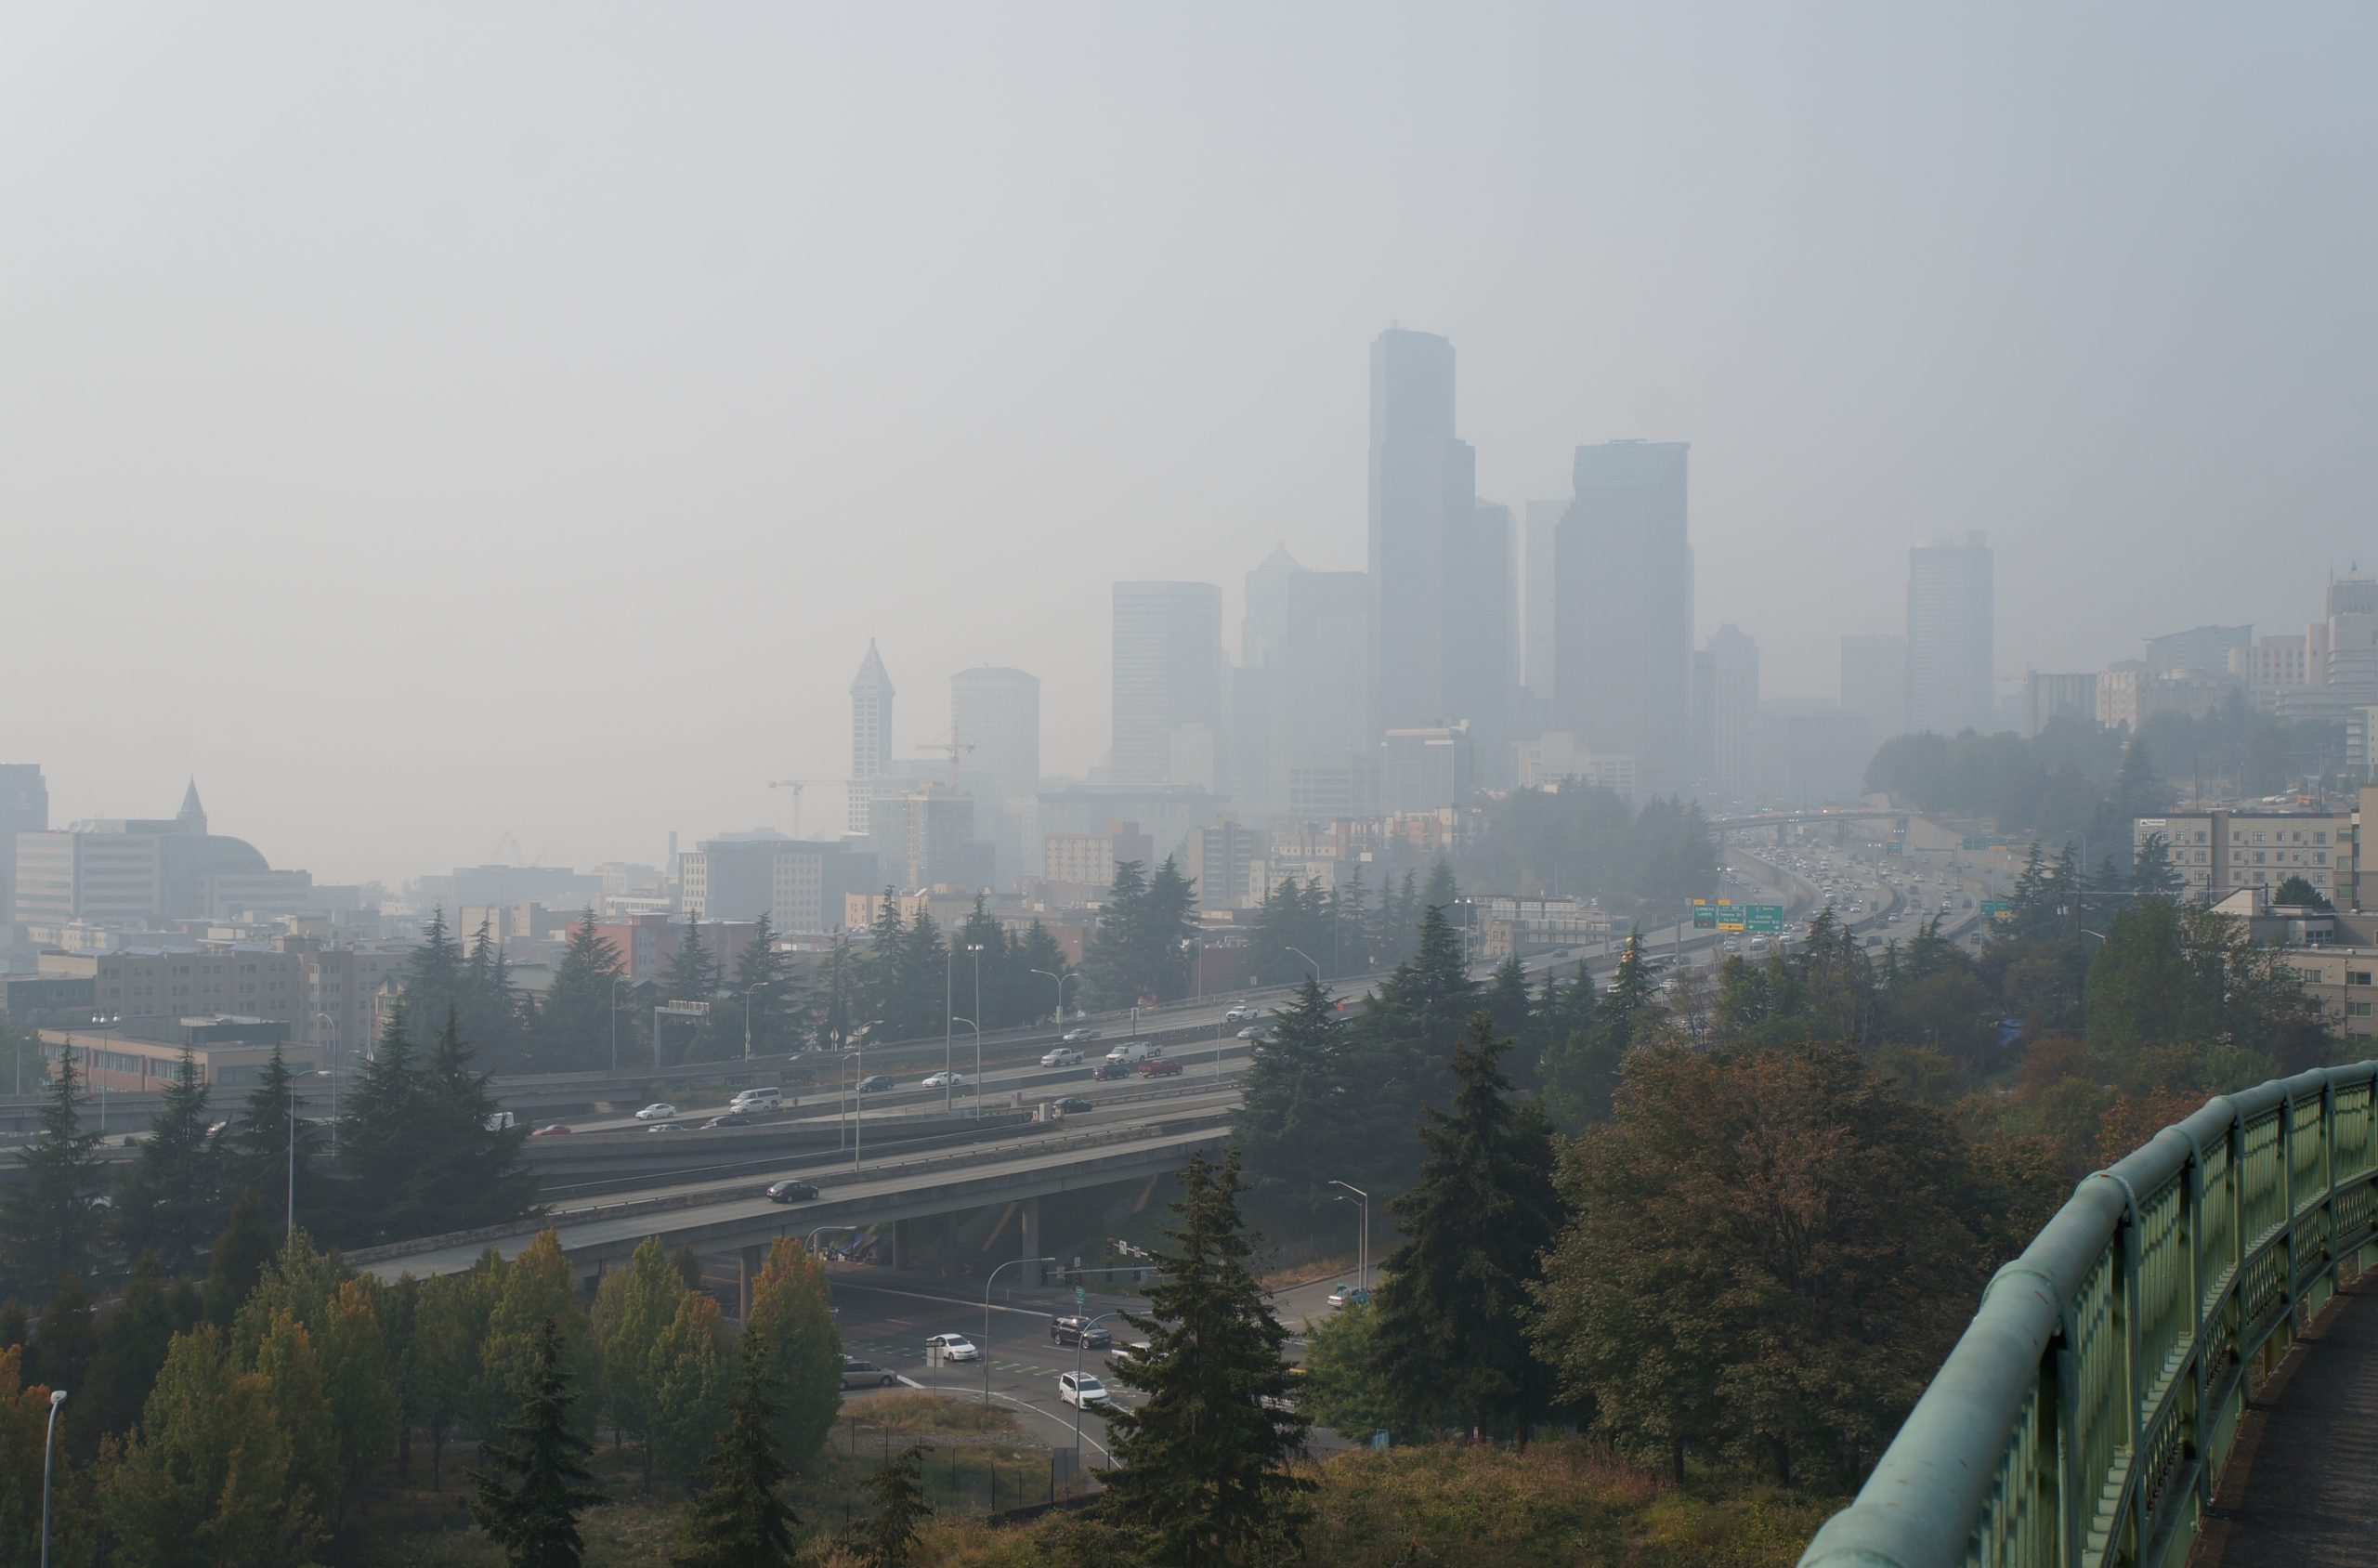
1800;1061;2378;1568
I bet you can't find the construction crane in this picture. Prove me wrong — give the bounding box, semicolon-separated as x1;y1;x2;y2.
766;779;816;839
915;728;974;791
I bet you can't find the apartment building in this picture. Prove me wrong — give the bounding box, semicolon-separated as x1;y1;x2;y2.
2135;810;2353;904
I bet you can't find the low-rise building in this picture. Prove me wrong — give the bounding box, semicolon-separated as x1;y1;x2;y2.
37;1013;318;1092
2135;809;2353;905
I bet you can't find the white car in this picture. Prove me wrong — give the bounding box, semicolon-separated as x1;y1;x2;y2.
1058;1371;1108;1408
924;1333;980;1363
634;1103;676;1121
921;1070;965;1089
1040;1047;1083;1067
1236;1026;1267;1041
1224;1005;1260;1025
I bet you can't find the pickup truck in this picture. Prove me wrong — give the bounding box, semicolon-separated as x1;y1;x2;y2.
1040;1047;1084;1067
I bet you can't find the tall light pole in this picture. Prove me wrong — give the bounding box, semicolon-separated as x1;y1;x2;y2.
743;979;777;1063
1329;1180;1369;1293
944;941;955;1116
966;942;985;1055
1285;946;1321;986
315;1013;339;1153
1031;969;1078;1026
983;1255;1058;1407
951;1017;982;1118
609;975;633;1075
41;1387;66;1568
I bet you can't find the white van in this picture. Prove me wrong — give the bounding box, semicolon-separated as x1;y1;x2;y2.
729;1087;782;1113
1104;1040;1155;1067
485;1111;516;1132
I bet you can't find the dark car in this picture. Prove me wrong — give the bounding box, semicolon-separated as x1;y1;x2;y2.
765;1179;820;1203
1139;1057;1184;1078
1053;1096;1095;1114
856;1075;894;1093
1091;1061;1131;1082
1051;1315;1112;1349
704;1114;751;1129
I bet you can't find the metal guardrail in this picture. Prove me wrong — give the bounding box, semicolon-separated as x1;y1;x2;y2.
1800;1061;2378;1568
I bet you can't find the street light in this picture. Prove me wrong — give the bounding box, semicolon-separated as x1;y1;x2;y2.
1328;1180;1369;1293
315;1012;339;1153
1285;946;1321;986
984;1256;1059;1408
609;975;634;1075
743;979;777;1063
843;1021;882;1169
41;1387;66;1568
1031;968;1078;1026
966;942;985;1069
951;1018;983;1119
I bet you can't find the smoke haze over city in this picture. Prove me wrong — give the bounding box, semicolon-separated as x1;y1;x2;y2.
4;2;2371;879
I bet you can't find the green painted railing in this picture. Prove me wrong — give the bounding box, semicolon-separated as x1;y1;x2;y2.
1800;1062;2378;1568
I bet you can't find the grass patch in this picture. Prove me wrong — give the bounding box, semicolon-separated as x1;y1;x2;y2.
850;1389;1024;1436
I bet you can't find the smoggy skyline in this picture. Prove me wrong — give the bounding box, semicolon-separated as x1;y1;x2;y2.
4;4;2371;881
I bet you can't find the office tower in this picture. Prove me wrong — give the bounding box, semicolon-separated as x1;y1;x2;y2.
2309;574;2378;703
1695;624;1760;805
1111;581;1226;788
0;764;46;925
1444;499;1514;786
949;666;1041;804
848;640;895;836
1840;634;1910;745
1522;500;1563;702
1235;546;1371;814
1906;531;1995;736
1553;440;1694;788
2145;625;2252;676
1367;327;1475;734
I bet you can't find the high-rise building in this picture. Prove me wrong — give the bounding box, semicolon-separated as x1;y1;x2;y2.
1444;499;1514;786
1111;581;1226;788
1839;634;1909;746
1906;531;1995;736
949;666;1041;804
1694;625;1760;805
1553;440;1693;789
2145;625;2253;676
1234;548;1371;816
0;764;46;926
12;782;281;927
1367;327;1471;734
848;640;895;837
1522;501;1563;703
2027;672;2100;736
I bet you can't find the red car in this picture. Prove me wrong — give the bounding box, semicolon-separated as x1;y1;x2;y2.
1140;1057;1183;1078
529;1124;574;1138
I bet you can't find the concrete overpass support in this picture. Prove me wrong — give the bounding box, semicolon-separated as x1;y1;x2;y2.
888;1218;909;1269
1019;1196;1043;1286
738;1242;766;1320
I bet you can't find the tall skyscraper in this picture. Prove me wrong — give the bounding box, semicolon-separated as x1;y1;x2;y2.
1444;499;1514;786
1522;500;1563;702
1694;625;1760;805
1367;327;1475;735
847;640;895;836
1906;532;1994;736
1234;546;1370;814
1840;634;1909;745
1111;581;1226;788
1553;440;1694;788
0;763;48;926
949;666;1041;804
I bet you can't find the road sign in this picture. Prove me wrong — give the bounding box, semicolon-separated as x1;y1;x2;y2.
1074;1285;1086;1307
1981;899;2012;921
1691;899;1716;929
1962;836;1992;852
1746;905;1785;934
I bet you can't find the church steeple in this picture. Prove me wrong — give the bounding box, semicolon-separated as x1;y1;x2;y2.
176;777;207;835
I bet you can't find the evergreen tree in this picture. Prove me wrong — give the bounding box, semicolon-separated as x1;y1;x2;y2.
203;1187;279;1327
418;1010;539;1231
337;1009;430;1243
672;1323;800;1568
404;908;468;1041
845;1443;933;1568
25;1270;95;1405
1140;856;1200;1002
113;1045;223;1268
1232;977;1351;1219
1421;857;1458;914
540;909;626;1070
0;1048;107;1297
2133;831;2183;897
225;1045;328;1236
662;916;721;1004
1543;933;1652;1128
724;913;806;1057
1102;1147;1313;1564
1483;956;1533;1042
1368;1017;1565;1443
854;892;908;1036
471;1317;609;1568
84;1251;176;1446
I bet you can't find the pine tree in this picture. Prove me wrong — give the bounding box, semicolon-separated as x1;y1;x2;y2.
844;1443;932;1568
26;1270;95;1403
471;1317;609;1568
405;908;468;1042
418;1008;538;1231
725;914;805;1057
225;1045;326;1235
0;1048;107;1297
203;1187;279;1327
1543;932;1652;1127
113;1045;223;1268
1102;1147;1313;1565
336;1009;430;1243
1368;1017;1565;1443
2133;830;2183;898
1421;857;1458;914
672;1324;800;1568
541;909;627;1070
662;916;720;1004
1232;977;1350;1216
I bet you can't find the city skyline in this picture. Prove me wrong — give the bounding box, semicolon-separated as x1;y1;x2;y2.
4;6;2370;879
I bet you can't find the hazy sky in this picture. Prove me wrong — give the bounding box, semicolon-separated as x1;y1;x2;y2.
4;3;2371;883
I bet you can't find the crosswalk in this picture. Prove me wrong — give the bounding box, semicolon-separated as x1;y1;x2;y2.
843;1334;1114;1386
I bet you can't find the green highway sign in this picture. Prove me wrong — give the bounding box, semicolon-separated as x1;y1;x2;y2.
1075;1285;1087;1306
1962;836;1992;851
1746;905;1785;934
1692;899;1717;929
1981;899;2011;921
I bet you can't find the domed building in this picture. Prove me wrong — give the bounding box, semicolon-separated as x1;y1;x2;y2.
11;779;292;925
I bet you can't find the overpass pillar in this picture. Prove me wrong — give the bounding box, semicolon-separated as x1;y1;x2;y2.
1020;1196;1043;1287
887;1219;909;1270
738;1243;766;1321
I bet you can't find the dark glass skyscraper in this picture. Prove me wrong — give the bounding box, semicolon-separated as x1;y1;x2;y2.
1554;439;1693;790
